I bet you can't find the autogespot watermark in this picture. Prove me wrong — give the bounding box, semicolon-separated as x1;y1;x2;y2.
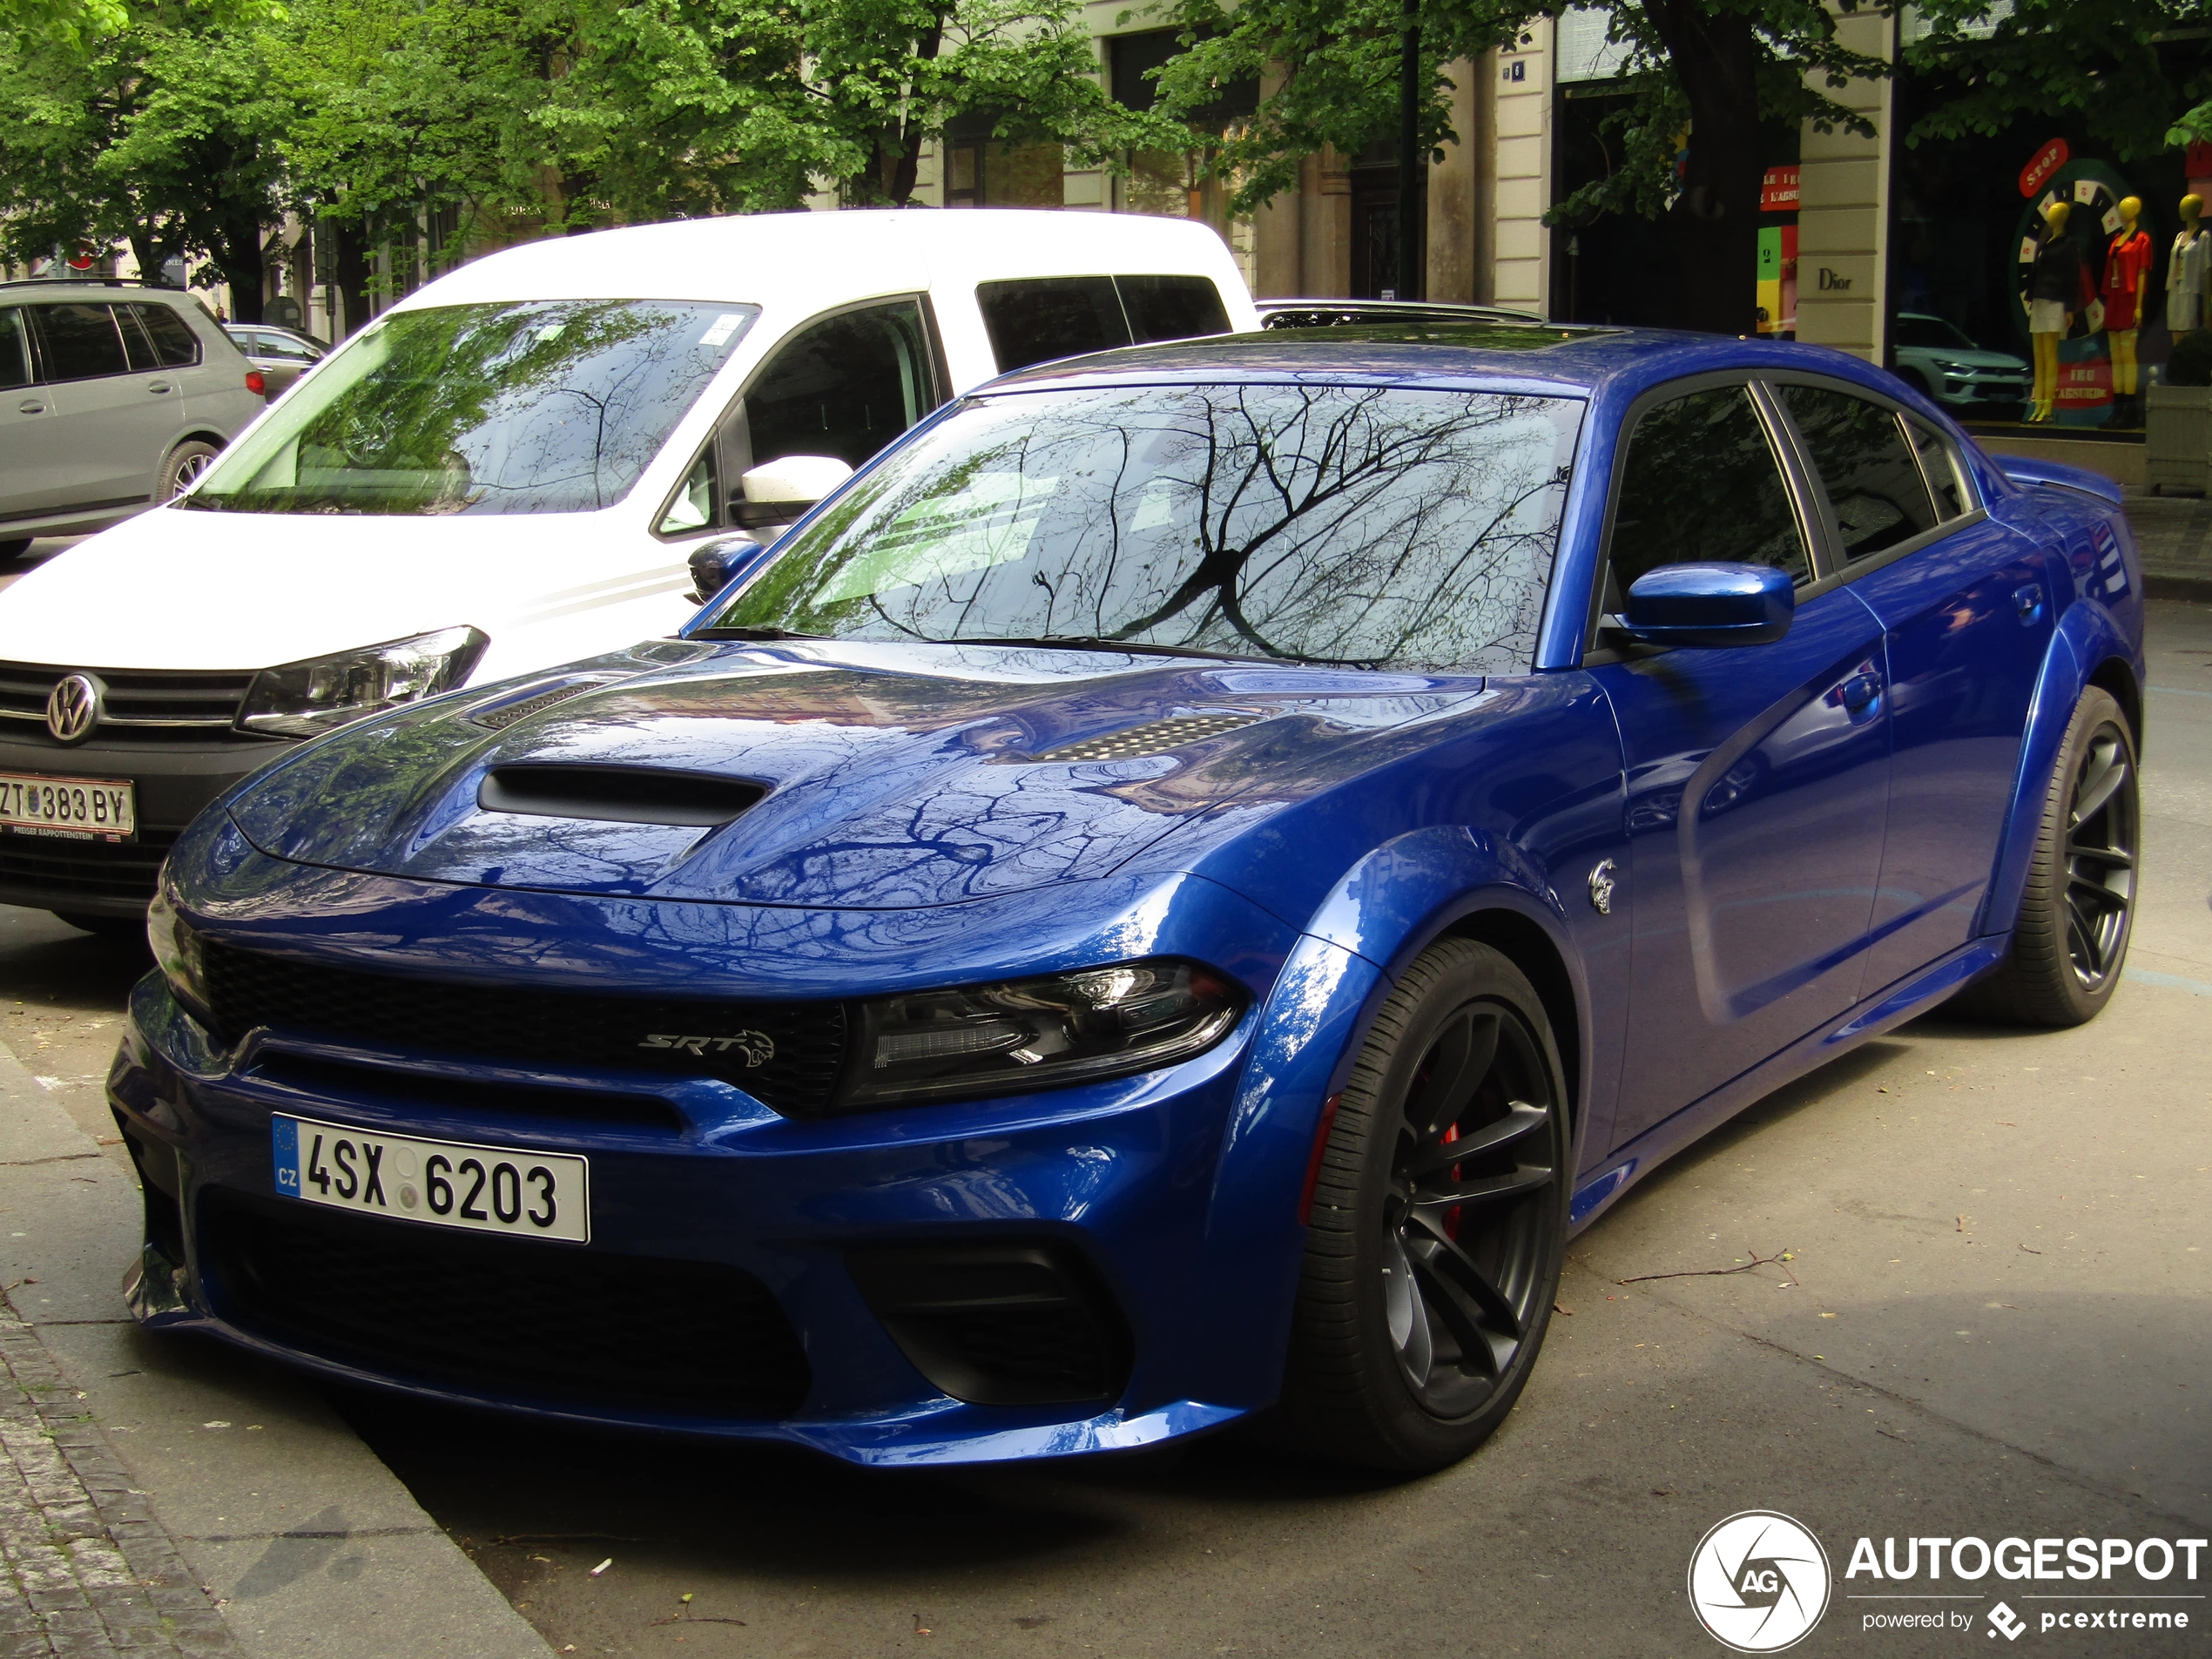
1689;1517;2209;1648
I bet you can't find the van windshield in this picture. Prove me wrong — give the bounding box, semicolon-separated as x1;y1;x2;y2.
183;300;757;516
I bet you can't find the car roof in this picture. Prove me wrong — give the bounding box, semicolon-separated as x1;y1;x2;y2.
979;321;1912;405
395;209;1247;314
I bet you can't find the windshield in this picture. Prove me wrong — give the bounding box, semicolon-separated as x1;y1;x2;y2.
704;383;1581;672
1898;315;1978;352
185;300;757;516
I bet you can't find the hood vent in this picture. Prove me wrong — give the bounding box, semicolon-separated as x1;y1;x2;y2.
1040;713;1260;763
477;765;765;827
469;679;610;731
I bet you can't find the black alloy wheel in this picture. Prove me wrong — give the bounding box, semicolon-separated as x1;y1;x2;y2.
1273;938;1569;1471
1955;685;2138;1027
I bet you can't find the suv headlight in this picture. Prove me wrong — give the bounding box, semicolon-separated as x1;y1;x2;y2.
145;885;210;1016
238;626;488;738
841;959;1244;1110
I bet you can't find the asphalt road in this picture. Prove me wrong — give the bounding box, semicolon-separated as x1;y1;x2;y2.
3;595;2206;1658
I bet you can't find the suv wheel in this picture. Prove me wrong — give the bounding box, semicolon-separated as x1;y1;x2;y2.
159;442;221;501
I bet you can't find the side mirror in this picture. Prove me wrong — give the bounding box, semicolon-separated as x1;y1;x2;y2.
1615;562;1795;650
734;455;853;532
687;534;770;604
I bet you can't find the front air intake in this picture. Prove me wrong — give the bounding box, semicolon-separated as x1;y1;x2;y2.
477;765;765;826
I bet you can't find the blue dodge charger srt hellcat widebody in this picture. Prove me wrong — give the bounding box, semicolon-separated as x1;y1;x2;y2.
114;323;2144;1472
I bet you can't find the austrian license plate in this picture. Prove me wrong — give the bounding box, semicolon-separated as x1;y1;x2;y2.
271;1115;590;1244
0;772;135;839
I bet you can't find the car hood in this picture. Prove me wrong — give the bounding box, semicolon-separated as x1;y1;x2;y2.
0;502;684;671
1902;345;2027;371
224;639;1487;909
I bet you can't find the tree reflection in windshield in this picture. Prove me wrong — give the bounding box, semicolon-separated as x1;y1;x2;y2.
716;383;1581;672
186;300;757;516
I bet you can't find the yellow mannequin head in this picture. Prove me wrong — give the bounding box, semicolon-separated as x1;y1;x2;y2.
2184;193;2203;233
2043;199;2071;239
2119;195;2141;231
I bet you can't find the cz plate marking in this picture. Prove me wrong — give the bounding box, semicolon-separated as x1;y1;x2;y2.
271;1114;590;1244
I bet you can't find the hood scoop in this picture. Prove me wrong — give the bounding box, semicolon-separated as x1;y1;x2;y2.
477;765;766;827
1037;713;1261;763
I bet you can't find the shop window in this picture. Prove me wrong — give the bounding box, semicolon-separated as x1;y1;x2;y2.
1780;384;1938;560
30;303;129;381
1608;387;1810;597
941;138;1065;208
747;299;941;479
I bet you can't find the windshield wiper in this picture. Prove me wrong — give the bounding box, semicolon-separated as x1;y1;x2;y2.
927;636;1273;664
691;625;828;642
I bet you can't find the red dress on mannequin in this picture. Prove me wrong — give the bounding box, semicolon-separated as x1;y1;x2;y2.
2105;228;2155;329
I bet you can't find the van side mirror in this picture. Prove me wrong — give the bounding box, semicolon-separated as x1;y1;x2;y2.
733;455;853;531
687;535;771;604
1614;562;1795;649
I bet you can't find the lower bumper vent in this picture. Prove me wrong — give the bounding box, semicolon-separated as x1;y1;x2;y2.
846;1243;1131;1406
197;1188;811;1416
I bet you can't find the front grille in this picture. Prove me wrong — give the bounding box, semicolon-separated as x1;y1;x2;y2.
201;940;850;1115
198;1188;812;1415
0;829;174;902
0;661;257;738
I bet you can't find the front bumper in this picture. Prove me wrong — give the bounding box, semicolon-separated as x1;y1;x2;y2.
109;966;1305;1467
0;732;285;915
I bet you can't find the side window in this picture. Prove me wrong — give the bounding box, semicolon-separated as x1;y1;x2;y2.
132;306;201;367
118;307;162;371
743;299;939;473
657;445;718;536
0;309;29;390
30;302;130;381
1118;275;1230;344
977;277;1131;372
1905;415;1971;522
1608;386;1811;599
1779;383;1938;560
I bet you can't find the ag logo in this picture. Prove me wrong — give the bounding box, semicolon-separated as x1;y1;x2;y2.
1688;1511;1831;1653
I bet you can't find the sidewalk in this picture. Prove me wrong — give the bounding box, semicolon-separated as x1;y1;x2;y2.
2125;488;2212;599
0;1043;550;1658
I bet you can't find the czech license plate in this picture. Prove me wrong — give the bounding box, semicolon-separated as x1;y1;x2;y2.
271;1114;590;1244
0;772;135;839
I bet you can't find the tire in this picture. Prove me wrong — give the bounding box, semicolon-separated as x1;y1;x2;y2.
1269;937;1570;1472
0;538;30;563
158;441;220;501
52;910;149;945
1955;686;2138;1026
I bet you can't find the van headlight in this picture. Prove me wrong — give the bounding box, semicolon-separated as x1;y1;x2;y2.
840;959;1244;1110
237;626;488;738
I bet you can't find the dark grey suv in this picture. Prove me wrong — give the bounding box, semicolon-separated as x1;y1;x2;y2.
0;280;267;558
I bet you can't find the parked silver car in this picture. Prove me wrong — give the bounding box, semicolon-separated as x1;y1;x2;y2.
0;280;267;559
222;322;326;397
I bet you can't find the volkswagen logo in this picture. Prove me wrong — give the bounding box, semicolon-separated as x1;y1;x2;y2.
45;673;102;744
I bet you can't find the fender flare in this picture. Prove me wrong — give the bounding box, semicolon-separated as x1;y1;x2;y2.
1185;827;1591;1407
1981;597;2133;937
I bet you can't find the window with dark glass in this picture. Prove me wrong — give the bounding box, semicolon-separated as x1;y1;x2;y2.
1905;415;1970;522
978;277;1131;372
1781;383;1938;561
1119;275;1230;344
743;299;937;474
1608;386;1810;596
30;303;129;381
128;305;200;368
0;309;30;390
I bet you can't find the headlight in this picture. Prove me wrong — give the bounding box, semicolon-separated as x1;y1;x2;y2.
237;626;488;738
145;884;209;1015
841;959;1244;1109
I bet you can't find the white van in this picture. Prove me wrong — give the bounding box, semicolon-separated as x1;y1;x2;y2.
0;210;1257;928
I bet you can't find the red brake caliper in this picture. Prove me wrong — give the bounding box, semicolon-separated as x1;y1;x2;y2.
1442;1122;1462;1240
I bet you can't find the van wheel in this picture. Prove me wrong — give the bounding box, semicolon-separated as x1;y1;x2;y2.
1270;938;1569;1472
1955;686;2137;1026
159;442;221;501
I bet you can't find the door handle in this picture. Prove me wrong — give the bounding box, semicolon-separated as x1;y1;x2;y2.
147;381;172;394
2013;583;2046;626
16;400;43;415
1840;671;1884;721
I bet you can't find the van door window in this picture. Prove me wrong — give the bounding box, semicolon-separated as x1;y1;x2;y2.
0;309;29;390
31;303;130;381
744;299;938;474
1117;275;1230;344
977;277;1131;372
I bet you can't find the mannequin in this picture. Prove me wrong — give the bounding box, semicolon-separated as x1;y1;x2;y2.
2027;199;2082;422
2104;195;2152;425
2169;193;2211;341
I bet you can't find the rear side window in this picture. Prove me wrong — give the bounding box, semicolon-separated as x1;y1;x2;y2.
1608;387;1810;596
1119;275;1230;343
31;303;129;381
978;277;1130;372
130;304;201;368
744;298;938;473
0;309;29;390
1780;383;1938;560
1905;415;1971;522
